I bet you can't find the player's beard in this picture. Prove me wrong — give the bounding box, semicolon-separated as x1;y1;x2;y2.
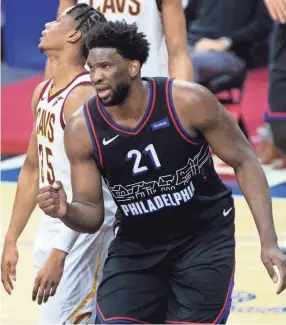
103;81;131;107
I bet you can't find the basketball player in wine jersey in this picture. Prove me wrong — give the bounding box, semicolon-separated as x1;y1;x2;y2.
1;4;116;324
52;0;193;81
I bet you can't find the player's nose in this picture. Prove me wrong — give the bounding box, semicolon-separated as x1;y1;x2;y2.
91;70;105;85
45;22;52;29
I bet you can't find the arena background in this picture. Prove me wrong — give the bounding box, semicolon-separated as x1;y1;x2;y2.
1;0;286;323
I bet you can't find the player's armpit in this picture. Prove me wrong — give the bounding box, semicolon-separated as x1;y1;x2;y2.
25;80;49;170
62;111;104;233
177;83;277;248
162;0;193;81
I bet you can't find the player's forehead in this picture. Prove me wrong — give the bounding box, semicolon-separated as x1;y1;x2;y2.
87;48;120;63
60;6;75;17
57;6;76;24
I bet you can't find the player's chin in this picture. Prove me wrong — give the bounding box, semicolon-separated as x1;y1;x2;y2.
38;39;46;52
99;94;114;106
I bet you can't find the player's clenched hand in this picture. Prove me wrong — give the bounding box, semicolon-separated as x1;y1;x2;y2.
261;244;286;294
37;181;67;219
264;0;286;23
1;240;18;294
32;248;67;304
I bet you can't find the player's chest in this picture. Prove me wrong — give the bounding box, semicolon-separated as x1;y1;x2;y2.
35;104;62;144
99;129;206;184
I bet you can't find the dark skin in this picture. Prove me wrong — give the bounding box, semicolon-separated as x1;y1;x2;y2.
37;48;286;295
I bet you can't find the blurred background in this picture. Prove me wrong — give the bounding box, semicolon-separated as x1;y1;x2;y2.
1;0;286;324
1;0;284;166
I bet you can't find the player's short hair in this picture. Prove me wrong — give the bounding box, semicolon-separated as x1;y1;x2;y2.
85;20;150;67
67;3;106;58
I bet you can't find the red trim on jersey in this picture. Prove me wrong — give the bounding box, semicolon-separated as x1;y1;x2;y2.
96;78;156;135
86;101;103;168
266;111;286;117
96;303;148;324
47;71;89;103
60;81;93;130
166;79;201;145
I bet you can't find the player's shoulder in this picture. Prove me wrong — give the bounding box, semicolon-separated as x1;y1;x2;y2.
66;106;86;133
66;82;94;103
33;79;51;101
171;79;221;127
172;79;216;107
64;83;95;121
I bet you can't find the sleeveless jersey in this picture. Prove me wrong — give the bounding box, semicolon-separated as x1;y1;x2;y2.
36;72;91;227
83;77;232;225
77;0;168;77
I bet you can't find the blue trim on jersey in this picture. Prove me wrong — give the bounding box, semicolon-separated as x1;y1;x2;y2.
83;103;100;167
264;112;286;120
168;79;202;143
216;276;234;323
98;77;154;132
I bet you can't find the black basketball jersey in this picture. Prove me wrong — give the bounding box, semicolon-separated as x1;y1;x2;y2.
84;77;232;223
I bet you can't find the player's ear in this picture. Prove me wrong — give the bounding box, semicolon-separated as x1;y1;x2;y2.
129;60;141;78
66;29;82;43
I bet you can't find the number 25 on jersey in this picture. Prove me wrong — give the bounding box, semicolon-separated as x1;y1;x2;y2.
38;144;55;184
126;144;161;176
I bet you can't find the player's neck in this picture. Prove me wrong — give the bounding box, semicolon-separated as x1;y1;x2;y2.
106;79;149;123
48;55;86;92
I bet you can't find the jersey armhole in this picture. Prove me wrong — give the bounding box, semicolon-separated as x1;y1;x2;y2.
60;81;93;130
35;79;51;108
156;0;162;11
165;78;203;145
83;100;103;169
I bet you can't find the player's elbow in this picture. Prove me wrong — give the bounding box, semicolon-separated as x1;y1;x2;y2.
233;150;261;173
87;221;103;234
87;213;104;234
168;54;193;81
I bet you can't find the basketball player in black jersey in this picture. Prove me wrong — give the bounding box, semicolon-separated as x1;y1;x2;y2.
37;21;286;324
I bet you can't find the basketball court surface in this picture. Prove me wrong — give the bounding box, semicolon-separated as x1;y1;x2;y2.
1;154;286;324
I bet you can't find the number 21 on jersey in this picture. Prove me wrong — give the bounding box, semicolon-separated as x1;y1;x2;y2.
126;144;161;176
38;144;55;184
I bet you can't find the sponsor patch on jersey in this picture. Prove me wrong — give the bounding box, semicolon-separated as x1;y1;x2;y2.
151;117;170;131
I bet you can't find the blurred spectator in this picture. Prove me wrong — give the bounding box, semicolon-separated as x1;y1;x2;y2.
1;10;5;61
185;0;272;88
260;0;286;253
258;0;286;169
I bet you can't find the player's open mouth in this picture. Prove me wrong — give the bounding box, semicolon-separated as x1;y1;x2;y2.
97;87;111;99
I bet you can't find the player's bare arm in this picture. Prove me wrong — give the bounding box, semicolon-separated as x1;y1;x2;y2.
63;83;96;121
162;0;193;81
37;110;104;233
32;84;95;305
172;80;286;294
1;81;47;295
